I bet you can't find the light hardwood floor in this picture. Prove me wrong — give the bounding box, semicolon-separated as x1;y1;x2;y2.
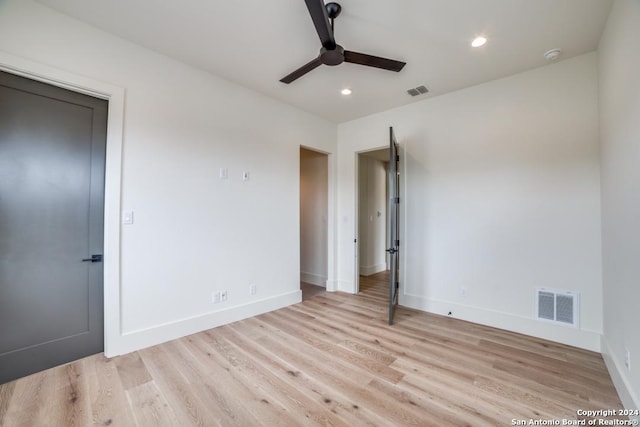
301;282;326;301
0;272;623;426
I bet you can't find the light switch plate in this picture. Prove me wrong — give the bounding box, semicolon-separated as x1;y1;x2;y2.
123;211;134;225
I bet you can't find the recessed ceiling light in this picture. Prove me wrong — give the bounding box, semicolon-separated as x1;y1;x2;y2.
471;36;487;47
341;88;352;95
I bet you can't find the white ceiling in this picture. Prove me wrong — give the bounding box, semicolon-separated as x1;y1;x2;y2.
36;0;613;123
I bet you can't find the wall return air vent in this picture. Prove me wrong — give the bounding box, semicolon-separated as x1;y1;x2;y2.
536;288;579;327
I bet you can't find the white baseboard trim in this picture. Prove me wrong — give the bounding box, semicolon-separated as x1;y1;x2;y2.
601;335;640;417
399;293;601;352
105;290;301;357
359;263;387;276
337;279;355;294
300;271;327;287
325;280;338;292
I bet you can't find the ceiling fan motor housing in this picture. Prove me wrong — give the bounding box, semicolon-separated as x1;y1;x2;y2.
321;45;345;66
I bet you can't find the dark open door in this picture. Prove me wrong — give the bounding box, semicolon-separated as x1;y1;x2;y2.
0;70;107;384
387;127;400;325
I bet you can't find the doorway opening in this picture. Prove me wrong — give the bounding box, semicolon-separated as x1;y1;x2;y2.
300;147;329;301
355;147;390;294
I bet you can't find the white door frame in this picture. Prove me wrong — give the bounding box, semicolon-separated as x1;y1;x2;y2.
0;51;125;357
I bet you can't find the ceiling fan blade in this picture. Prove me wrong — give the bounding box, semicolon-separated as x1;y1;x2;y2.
280;56;323;84
305;0;335;48
344;51;406;72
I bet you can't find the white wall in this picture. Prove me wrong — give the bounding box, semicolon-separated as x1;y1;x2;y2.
598;0;640;411
0;0;336;356
300;148;328;287
358;155;388;276
338;53;603;351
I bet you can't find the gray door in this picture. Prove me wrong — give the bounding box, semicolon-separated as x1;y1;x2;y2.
387;127;400;325
0;70;107;384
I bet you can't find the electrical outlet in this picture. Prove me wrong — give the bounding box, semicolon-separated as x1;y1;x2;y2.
212;291;221;304
250;284;257;296
625;349;631;372
221;290;228;302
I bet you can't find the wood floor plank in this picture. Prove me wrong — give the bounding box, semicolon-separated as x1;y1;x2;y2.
253;333;414;426
125;381;180;427
471;375;577;419
278;305;401;366
181;332;341;426
0;272;624;426
366;377;479;427
137;344;222;426
1;369;53;425
216;325;385;427
49;361;92;427
288;301;421;350
0;360;91;427
83;354;137;427
114;351;152;391
260;310;406;384
0;381;14;426
253;321;378;389
185;333;302;427
393;356;572;422
393;334;599;413
492;358;622;408
477;339;618;392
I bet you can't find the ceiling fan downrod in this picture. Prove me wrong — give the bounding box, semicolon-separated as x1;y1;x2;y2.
325;2;342;32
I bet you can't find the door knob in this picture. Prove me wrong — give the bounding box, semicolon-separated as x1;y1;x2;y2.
82;254;103;263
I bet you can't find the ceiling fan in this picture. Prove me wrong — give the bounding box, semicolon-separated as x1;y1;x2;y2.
280;0;406;84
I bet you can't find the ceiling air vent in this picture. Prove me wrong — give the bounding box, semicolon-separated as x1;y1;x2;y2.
407;85;429;97
536;288;579;327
